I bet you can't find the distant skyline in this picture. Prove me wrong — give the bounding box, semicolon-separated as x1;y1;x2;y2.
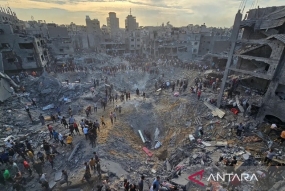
1;0;284;27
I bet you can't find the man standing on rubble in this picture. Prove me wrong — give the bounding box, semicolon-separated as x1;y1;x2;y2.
197;89;201;100
83;125;89;140
136;88;140;96
69;115;75;125
236;123;244;137
94;102;97;113
100;116;106;127
47;125;53;140
110;112;114;125
39;114;45;125
152;176;160;191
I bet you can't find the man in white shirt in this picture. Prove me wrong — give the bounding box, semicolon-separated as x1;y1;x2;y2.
83;126;89;140
268;124;280;136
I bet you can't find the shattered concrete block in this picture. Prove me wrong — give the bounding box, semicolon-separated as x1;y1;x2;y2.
49;180;56;189
54;171;62;182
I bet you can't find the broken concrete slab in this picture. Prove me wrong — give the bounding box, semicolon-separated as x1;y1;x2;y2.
201;141;212;146
54;171;62;182
138;130;145;143
49;180;56;189
42;104;55;111
204;101;225;118
189;134;195;141
100;159;128;177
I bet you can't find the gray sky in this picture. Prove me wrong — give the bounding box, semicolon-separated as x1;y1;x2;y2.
1;0;284;27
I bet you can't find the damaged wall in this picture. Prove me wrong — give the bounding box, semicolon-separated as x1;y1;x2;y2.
0;76;13;102
0;23;49;72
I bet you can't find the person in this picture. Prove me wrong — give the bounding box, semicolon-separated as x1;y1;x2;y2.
113;112;117;122
40;174;50;191
82;171;92;185
152;176;160;191
264;148;276;165
124;179;130;191
101;115;106;126
68;107;72;116
138;175;145;191
89;132;96;148
58;133;66;146
39;114;45;125
276;130;285;145
61;117;68;129
74;122;80;135
236;123;244;137
94;102;97;112
33;161;43;176
3;169;12;183
89;158;96;171
136;88;139;96
230;156;238;166
25;140;34;154
65;134;73;148
53;130;59;142
60;170;71;186
37;151;45;163
118;105;122;114
48;154;54;169
83;126;89;140
69;115;75;125
69;124;75;136
142;92;146;100
47;124;53;139
110;112;114;125
23;160;32;176
197;89;201;100
268;124;280;136
27;150;34;163
198;126;203;137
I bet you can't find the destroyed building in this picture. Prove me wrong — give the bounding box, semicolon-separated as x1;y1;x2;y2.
218;6;285;123
0;23;49;73
46;23;74;57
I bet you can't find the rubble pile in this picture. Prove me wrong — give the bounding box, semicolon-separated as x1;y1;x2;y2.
0;54;285;191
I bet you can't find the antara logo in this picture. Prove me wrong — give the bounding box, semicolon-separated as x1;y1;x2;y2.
188;169;205;186
188;170;259;186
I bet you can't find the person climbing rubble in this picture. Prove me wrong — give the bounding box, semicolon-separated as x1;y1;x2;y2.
39;114;45;125
100;115;106;127
60;170;71;186
85;106;92;117
61;116;68;129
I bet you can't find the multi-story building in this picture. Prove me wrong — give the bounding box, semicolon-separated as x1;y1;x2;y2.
0;23;49;73
125;12;139;32
85;16;101;51
107;12;119;39
46;23;74;56
217;6;285;122
126;30;141;54
67;23;89;50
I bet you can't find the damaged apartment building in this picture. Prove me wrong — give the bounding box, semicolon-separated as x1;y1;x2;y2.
0;9;49;74
218;6;285;123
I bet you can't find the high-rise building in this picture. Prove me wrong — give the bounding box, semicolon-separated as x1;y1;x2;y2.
125;9;139;32
107;12;119;38
85;15;101;50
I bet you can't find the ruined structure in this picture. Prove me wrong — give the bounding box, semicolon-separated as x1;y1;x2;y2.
218;6;285;122
0;24;49;73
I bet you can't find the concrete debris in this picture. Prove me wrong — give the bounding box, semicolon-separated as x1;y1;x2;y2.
204;101;225;118
42;103;55;111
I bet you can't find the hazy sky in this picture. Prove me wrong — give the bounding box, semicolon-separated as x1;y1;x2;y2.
1;0;284;27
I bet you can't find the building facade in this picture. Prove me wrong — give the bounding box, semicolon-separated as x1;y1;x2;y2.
107;12;119;39
218;6;285;122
